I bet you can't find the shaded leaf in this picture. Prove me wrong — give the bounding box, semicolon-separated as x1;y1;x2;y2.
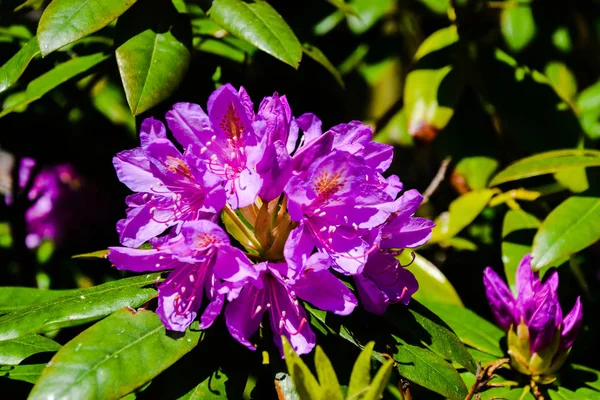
347;342;374;399
0;364;45;384
570;364;600;392
501;209;540;292
282;337;322;399
208;0;302;68
0;53;108;118
29;308;201;399
501;5;536;52
37;0;137;55
430;189;495;243
72;249;109;259
484;386;535;400
417;0;447;15
392;335;468;400
489;149;600;187
325;0;356;16
531;191;600;270
116;0;191;115
363;359;393;400
303;43;344;88
0;274;160;341
0;37;40;94
545;61;577;102
346;0;393;35
315;346;344;400
454;157;499;191
548;386;599;400
0;334;60;365
0;287;76;314
424;302;504;357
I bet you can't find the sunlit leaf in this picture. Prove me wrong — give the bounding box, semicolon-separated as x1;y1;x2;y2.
347;342;374;399
501;5;536;52
502;209;540;292
0;364;45;384
346;0;393;34
303;43;344;88
0;37;40;94
314;346;343;400
0;334;60;364
29;308;201;399
0;287;76;314
545;61;577;103
37;0;137;55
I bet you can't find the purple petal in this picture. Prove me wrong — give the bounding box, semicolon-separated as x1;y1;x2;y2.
238;86;255;119
214;246;259;282
199;279;226;329
166;102;212;150
293;255;357;316
483;267;517;330
139;118;167;149
560;297;583;350
157;288;201;332
179;220;230;250
225;281;266;350
208;84;256;149
284;223;316;274
113;148;160;193
225;167;262;209
291;131;333;176
108;246;177;272
362;252;418;306
354;274;389;315
295;113;322;143
382;217;435;249
257;140;292;202
116;194;173;247
143;139;189;183
257;94;290;145
528;290;560;353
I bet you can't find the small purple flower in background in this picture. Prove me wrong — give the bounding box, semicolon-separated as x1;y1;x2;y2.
3;155;84;249
110;84;435;355
483;254;583;382
108;220;257;331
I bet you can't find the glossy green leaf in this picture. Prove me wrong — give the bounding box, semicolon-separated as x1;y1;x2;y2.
29;308;201;399
413;26;458;61
282;337;322;399
208;0;302;68
347;341;374;399
325;0;356;16
489;150;600;186
0;37;40;94
548;386;599;400
37;0;137;55
532;191;600;270
430;189;494;243
0;334;60;364
116;1;191;115
303;43;344;88
363;359;393;400
501;5;536;52
0;287;76;314
392;335;468;400
386;301;476;373
545;61;577;102
399;252;462;307
178;369;229;399
194;37;246;63
0;364;45;384
571;364;600;392
424;302;504;357
0;274;160;341
467;348;500;365
0;53;108;118
484;386;535;400
502;209;540;292
71;249;109;259
314;346;343;400
454;157;499;191
90;78;135;134
346;0;393;34
578;81;600;113
417;0;447;14
373;108;414;147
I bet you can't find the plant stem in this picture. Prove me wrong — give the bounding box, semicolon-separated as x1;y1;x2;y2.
223;205;263;251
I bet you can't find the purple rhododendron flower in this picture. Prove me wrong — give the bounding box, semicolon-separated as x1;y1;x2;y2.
114;118;226;247
483;254;583;354
109;84;435;355
109;220;258;331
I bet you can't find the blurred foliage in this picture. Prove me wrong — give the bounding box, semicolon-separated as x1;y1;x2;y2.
1;0;600;399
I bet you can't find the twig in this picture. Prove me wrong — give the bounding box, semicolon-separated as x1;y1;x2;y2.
422;157;451;204
465;358;510;400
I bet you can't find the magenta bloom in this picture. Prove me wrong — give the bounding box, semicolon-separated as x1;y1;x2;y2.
109;220;258;331
113;118;226;247
4;156;84;248
483;254;583;353
225;254;357;355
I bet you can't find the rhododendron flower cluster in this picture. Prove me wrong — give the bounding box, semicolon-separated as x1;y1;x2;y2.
108;84;435;355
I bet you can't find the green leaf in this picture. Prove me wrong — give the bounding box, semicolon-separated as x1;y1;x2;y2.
501;5;536;52
430;189;494;243
0;274;160;341
0;287;76;314
399;252;462;307
0;364;45;384
178;369;230;399
0;37;40;94
346;0;393;34
578;81;600;113
71;249;109;259
484;386;535;400
489;149;600;187
282;337;322;399
454;157;499;191
548;386;599;400
28;308;201;399
302;43;344;88
90;77;135;133
386;301;476;373
208;0;302;68
570;364;600;392
37;0;137;55
531;191;600;270
373;108;414;147
116;0;191;115
0;53;108;118
325;0;357;16
347;342;374;399
467;348;500;365
0;334;61;365
545;61;577;102
417;0;448;15
315;346;344;400
392;336;468;400
362;359;393;400
424;302;504;357
502;209;540;292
